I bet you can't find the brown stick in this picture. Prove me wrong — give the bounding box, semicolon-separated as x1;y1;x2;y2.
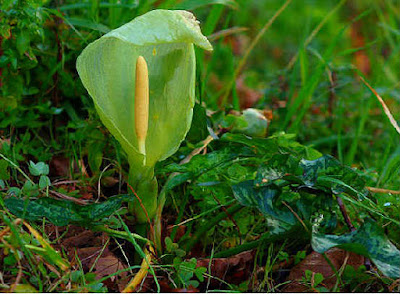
49;190;88;205
336;195;372;270
336;195;355;232
367;186;400;195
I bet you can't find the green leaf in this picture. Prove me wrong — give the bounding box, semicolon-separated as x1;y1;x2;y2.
4;255;17;266
4;194;131;226
87;134;105;174
16;31;31;55
0;159;10;180
8;187;21;197
186;103;209;143
160;147;255;191
300;155;367;197
220;133;279;154
165;236;174;251
76;10;212;170
313;273;324;286
312;218;400;278
164;173;193;192
175;249;186;257
39;176;51;189
232;180;296;233
255;153;301;186
22;181;39;197
28;161;49;176
195;267;207;282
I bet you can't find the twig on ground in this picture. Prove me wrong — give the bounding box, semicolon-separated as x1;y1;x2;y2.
336;196;355;232
367;186;400;195
282;201;309;233
49;190;88;205
51;180;81;186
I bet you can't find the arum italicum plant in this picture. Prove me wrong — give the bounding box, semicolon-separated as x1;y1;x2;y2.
76;10;212;243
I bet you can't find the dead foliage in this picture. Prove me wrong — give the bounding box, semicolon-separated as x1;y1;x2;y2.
283;248;364;292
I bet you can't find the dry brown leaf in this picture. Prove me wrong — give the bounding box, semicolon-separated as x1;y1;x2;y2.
283;248;364;292
93;251;127;281
62;229;106;249
196;250;255;288
69;245;128;291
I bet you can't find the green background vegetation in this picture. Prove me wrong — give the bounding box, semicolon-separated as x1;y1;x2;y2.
1;0;399;292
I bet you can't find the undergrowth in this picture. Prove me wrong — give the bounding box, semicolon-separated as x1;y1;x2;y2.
1;0;399;292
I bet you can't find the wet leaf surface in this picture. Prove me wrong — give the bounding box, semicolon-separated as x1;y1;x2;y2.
4;194;130;226
312;218;400;278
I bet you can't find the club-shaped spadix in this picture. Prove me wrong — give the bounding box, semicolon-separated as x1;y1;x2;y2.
134;56;149;164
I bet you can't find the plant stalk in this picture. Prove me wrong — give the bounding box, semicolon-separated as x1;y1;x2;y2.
92;225;150;245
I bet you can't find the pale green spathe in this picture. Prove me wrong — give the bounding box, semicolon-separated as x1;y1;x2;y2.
76;10;212;223
76;10;212;169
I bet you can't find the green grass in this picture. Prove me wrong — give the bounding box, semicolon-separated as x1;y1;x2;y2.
1;0;400;292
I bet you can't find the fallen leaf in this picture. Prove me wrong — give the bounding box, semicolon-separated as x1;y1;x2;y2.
62;229;106;249
68;244;128;292
196;250;255;288
93;250;127;282
283;248;364;292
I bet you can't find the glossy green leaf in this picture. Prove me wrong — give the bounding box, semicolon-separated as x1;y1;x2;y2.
312;218;400;278
300;155;368;197
255;153;301;187
220;133;279;154
4;195;131;226
232;180;296;233
76;10;212;171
